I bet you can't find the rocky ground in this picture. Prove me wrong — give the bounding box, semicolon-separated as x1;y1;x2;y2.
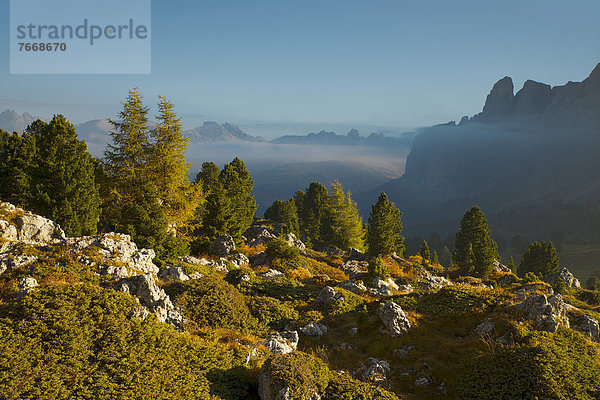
2;201;600;399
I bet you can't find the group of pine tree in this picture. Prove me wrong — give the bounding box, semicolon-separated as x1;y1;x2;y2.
0;88;569;279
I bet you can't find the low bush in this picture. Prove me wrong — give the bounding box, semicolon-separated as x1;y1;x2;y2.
247;296;300;330
266;237;307;272
455;329;600;399
417;284;504;317
169;275;262;333
262;352;330;399
0;283;251;400
324;372;399;400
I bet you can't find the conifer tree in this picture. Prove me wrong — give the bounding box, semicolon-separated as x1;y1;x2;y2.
419;241;431;261
517;241;560;277
195;161;220;193
104;88;150;187
368;255;390;279
432;250;439;264
264;199;300;236
0;129;36;207
323;181;364;251
148;96;200;228
29;115;101;236
295;182;329;248
201;157;257;242
508;256;516;273
367;192;404;256
452;206;499;277
0;117;101;236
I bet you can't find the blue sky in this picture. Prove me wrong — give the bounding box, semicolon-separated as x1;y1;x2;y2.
1;0;599;135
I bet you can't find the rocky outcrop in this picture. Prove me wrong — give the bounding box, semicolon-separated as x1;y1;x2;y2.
264;331;299;354
336;280;368;294
515;294;569;332
354;358;390;384
316;286;344;305
299;321;328;337
260;269;285;280
513;80;553;117
66;233;159;278
379;301;411;336
250;251;269;267
209;235;236;256
369;277;398;296
570;315;600;342
543;267;581;288
17;276;38;297
158;266;189;282
283;233;306;252
340;260;367;280
244;226;278;247
1;202;65;243
115;273;183;329
417;276;452;291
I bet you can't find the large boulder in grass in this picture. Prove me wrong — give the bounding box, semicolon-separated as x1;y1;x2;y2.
115;273;183;329
379;301;411;336
515;293;569;332
17;214;65;243
543;267;581;288
570;315;600;342
316;286;344;305
209;235;237;256
263;331;299;354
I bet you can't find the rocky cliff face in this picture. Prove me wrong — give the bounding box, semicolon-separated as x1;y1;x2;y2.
471;63;600;130
361;63;600;238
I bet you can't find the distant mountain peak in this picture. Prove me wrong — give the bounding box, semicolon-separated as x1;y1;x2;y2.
0;109;38;133
183;121;266;143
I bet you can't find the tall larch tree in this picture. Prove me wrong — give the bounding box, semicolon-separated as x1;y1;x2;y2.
148;96;200;229
452;206;499;277
419;241;431;261
323;181;364;251
367;192;404;256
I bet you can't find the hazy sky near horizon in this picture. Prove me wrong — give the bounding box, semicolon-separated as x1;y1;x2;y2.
0;0;599;134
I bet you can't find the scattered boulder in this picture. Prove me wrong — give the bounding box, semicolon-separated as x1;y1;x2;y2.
515;294;569;332
370;277;394;296
491;259;511;273
250;251;269;267
340;260;367;280
475;317;495;336
417;276;452;291
261;269;285;280
349;327;358;336
354;358;391;384
179;255;203;265
393;345;414;360
0;249;38;274
414;377;432;386
245;226;277;248
264;331;299;354
316;286;344;305
0;220;18;241
16;214;66;243
515;282;553;300
300;321;328;337
115;273;183;328
336;280;367;294
158;266;189;282
209;235;236;256
17;277;38;297
544;267;581;288
397;284;414;293
570;315;600;342
379;301;411;336
283;233;306;252
229;253;250;267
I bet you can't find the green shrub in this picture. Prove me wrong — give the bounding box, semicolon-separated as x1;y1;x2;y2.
324;372;399;399
0;283;251;400
262;352;330;399
266;237;307;272
455;329;600;399
248;277;321;303
368;256;390;279
417;284;504;317
224;268;257;285
170;275;262;333
247;296;300;330
323;287;366;317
